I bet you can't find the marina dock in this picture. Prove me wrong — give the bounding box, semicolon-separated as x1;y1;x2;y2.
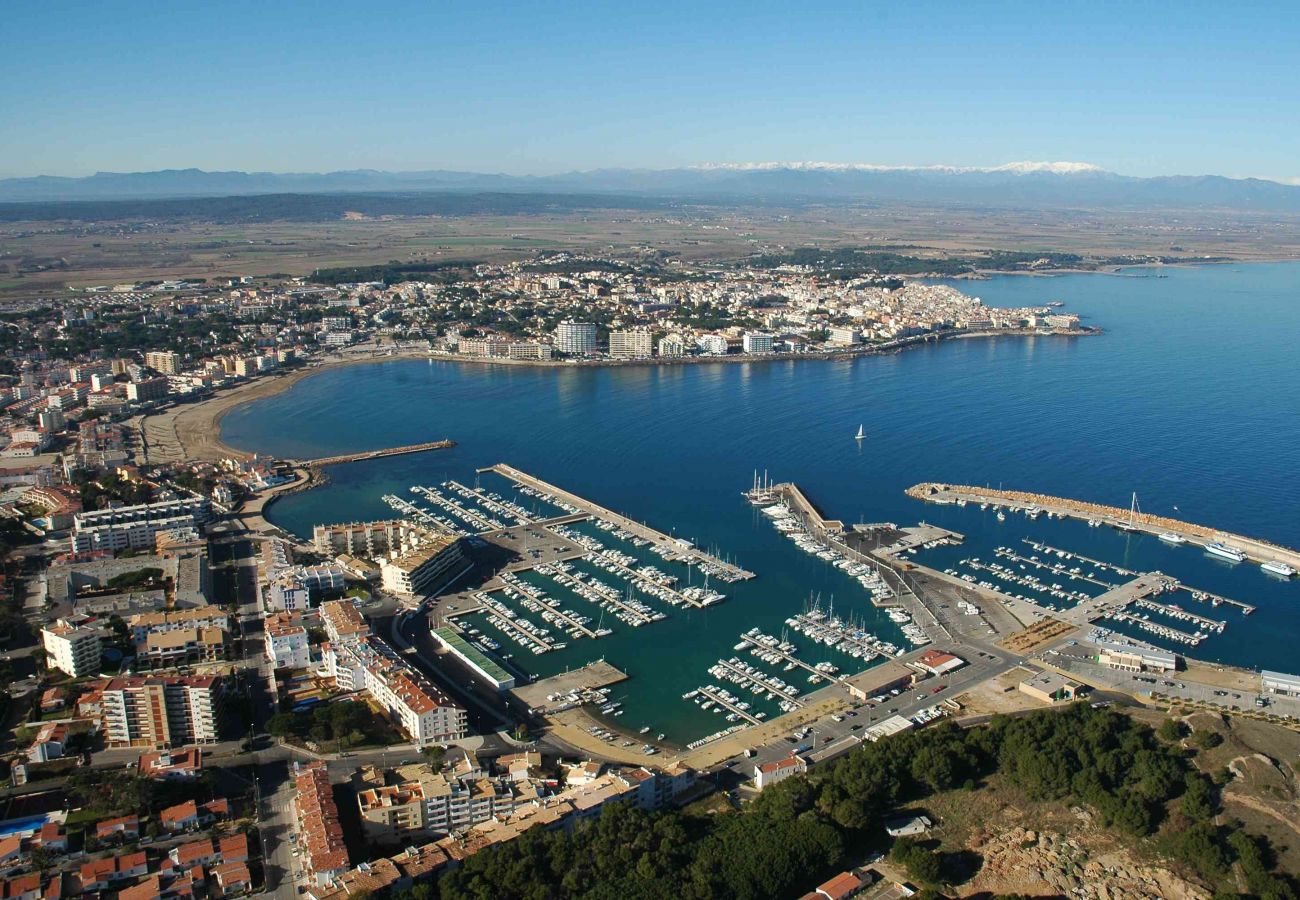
483;463;755;580
908;482;1300;571
303;439;455;468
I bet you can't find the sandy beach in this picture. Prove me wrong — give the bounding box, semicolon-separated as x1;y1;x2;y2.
139;350;433;463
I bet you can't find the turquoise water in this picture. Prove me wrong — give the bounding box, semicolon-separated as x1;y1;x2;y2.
223;262;1300;742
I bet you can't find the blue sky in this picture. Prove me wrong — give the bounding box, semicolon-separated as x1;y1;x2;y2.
2;0;1298;181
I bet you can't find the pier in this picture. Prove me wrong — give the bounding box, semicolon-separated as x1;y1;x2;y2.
712;657;806;707
695;686;763;726
303;439;455;467
1132;597;1226;633
908;482;1300;571
771;483;846;535
744;630;849;685
1020;539;1255;614
546;569;659;626
484;463;755;580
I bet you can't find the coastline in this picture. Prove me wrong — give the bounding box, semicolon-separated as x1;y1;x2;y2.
149;326;1095;462
139;350;434;463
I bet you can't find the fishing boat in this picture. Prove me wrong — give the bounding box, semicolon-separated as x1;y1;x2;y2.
854;425;865;441
1205;542;1246;563
1261;560;1296;577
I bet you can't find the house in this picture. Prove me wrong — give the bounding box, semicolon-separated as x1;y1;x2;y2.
31;824;67;853
138;748;203;780
212;861;252;897
94;814;140;842
1018;671;1084;705
0;836;26;870
809;870;871;900
26;723;68;763
116;875;163;900
159;798;230;833
168;833;246;870
911;649;966;677
77;852;148;891
38;688;66;714
884;814;933;837
753;755;807;791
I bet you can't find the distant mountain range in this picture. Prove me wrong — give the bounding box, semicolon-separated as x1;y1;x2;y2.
3;162;1300;212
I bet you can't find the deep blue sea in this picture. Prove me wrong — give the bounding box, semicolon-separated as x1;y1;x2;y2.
223;262;1300;743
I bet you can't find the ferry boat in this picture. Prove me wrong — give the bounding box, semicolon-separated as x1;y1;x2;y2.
1205;542;1246;563
1158;532;1187;545
1261;560;1296;578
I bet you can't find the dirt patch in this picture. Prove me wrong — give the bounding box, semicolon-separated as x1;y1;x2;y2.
999;618;1076;654
953;668;1045;717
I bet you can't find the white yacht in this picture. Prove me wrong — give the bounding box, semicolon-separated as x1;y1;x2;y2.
1261;560;1296;578
1205;542;1246;563
1157;532;1186;545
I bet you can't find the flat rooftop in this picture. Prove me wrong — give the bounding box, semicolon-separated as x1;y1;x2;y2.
432;626;512;685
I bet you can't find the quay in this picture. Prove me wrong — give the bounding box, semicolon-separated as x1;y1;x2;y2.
483;463;755;580
512;660;628;714
772;482;846;535
908;482;1300;571
302;439;455;467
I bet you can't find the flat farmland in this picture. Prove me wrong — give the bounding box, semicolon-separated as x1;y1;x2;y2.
3;200;1300;299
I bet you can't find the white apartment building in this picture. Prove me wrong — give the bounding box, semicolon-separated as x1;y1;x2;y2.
554;321;597;356
42;619;106;677
324;635;466;745
265;574;310;612
742;332;775;353
657;335;687;357
265;612;312;670
827;326;861;345
696;334;729;355
128;605;231;643
608;329;653;359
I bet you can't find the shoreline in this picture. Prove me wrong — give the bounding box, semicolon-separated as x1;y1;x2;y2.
148;326;1095;463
